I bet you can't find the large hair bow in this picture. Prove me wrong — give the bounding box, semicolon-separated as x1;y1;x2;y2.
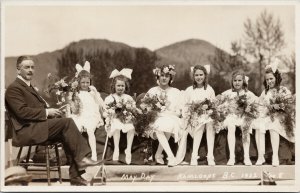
109;68;133;79
190;64;211;74
265;59;279;73
245;76;249;84
75;61;90;77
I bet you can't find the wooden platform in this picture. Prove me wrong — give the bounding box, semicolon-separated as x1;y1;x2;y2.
27;165;295;183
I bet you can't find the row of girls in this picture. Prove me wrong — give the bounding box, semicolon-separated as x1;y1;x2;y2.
68;61;295;167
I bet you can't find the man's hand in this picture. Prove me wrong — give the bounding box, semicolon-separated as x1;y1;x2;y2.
47;108;63;117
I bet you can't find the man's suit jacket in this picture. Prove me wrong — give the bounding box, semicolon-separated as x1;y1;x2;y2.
5;78;49;146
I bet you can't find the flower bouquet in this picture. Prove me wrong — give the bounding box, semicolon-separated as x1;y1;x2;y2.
212;95;232;133
232;94;259;141
267;88;295;138
135;92;167;138
104;97;139;131
184;98;227;133
44;73;81;115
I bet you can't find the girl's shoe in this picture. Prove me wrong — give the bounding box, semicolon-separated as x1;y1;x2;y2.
112;150;119;161
255;157;265;165
155;154;164;165
125;149;132;165
272;157;279;166
227;158;235;166
207;156;215;166
91;155;97;161
244;157;252;166
167;157;178;167
190;156;199;166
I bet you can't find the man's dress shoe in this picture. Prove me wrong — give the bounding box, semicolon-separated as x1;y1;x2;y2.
77;157;101;171
70;176;88;186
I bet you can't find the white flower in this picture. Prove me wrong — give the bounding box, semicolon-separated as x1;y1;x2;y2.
245;106;251;113
140;103;147;110
67;92;73;100
136;108;143;114
116;102;122;108
155;102;162;108
202;104;209;110
56;90;62;95
126;103;132;109
61;82;68;87
102;111;108;118
207;109;213;115
147;106;153;112
169;65;175;69
71;81;78;89
163;67;169;73
153;68;161;76
108;109;115;114
161;106;166;111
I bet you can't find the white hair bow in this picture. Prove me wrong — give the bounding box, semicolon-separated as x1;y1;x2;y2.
245;76;249;84
265;60;279;73
190;64;211;74
109;68;133;80
75;61;90;77
204;65;211;74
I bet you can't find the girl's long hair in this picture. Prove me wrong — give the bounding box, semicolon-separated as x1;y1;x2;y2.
192;65;208;90
231;70;248;92
263;68;282;94
110;75;130;94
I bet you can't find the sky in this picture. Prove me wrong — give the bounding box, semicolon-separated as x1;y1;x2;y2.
3;2;295;57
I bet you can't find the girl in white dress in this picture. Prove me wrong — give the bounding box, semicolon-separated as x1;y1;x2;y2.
69;62;105;161
104;69;135;165
222;71;258;166
255;63;295;166
182;65;216;166
145;65;184;166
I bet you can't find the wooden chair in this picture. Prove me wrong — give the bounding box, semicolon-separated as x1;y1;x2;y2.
6;111;62;186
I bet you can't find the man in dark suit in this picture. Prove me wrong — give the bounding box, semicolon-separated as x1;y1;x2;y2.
5;56;100;186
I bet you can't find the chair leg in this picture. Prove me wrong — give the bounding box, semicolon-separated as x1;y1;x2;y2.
16;147;23;166
54;144;62;183
24;146;32;170
46;146;51;186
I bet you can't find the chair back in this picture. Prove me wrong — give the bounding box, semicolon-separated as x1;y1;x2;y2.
5;111;22;147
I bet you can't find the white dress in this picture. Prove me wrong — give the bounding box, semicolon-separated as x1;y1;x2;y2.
104;93;135;137
222;89;258;134
146;86;184;143
254;86;295;142
70;88;104;133
183;85;215;137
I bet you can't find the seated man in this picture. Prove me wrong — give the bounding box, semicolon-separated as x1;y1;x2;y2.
5;56;100;186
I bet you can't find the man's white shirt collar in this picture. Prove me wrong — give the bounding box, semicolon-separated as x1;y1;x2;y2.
17;75;31;87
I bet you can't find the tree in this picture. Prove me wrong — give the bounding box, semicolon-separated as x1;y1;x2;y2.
243;9;285;91
279;52;295;93
131;48;157;95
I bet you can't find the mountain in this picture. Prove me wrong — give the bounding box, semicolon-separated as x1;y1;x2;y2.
62;39;136;58
155;39;229;76
4;39;137;89
5;38;228;94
